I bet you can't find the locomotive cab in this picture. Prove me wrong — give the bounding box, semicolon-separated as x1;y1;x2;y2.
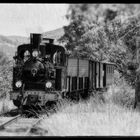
10;33;67;108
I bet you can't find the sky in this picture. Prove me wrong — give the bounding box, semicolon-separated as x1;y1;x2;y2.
0;4;69;37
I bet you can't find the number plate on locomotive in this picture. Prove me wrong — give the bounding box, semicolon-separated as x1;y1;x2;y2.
25;91;45;96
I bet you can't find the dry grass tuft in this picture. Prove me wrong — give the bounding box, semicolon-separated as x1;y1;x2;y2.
40;98;140;136
40;82;139;136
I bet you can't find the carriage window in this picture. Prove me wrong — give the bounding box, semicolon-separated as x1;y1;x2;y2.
53;51;61;64
108;66;109;73
84;77;89;89
107;66;109;74
107;66;108;74
49;69;56;79
53;50;65;66
24;50;30;62
72;77;77;91
79;77;83;89
112;66;114;73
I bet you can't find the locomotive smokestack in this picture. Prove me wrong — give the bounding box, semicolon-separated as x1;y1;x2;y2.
30;33;42;49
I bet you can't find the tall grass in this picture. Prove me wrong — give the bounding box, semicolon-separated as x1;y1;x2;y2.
40;71;139;136
105;70;135;109
0;60;15;114
40;95;140;136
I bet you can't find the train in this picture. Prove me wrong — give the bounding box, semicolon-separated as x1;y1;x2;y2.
10;33;115;109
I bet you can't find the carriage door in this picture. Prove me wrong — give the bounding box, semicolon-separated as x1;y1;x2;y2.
103;64;106;87
55;69;61;90
89;61;93;90
96;62;99;88
92;62;95;89
100;63;104;88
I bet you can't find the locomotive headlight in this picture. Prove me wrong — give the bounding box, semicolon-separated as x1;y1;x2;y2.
32;50;38;57
15;81;22;88
45;81;52;88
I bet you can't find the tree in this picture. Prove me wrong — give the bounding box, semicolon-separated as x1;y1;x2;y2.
59;4;140;87
0;51;12;98
59;4;111;60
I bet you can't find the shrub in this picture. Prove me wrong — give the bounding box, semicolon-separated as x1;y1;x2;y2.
104;70;135;109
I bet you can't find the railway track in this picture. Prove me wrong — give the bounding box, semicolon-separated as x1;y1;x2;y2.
0;100;65;136
0;109;19;117
0;114;48;136
0;105;57;136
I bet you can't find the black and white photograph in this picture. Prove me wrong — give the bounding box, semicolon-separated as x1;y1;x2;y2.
0;3;139;136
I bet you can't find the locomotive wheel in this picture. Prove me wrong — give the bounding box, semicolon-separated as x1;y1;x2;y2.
13;100;21;108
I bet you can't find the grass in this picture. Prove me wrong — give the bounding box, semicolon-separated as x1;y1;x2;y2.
0;83;138;136
40;98;140;136
1;95;140;136
39;83;140;136
0;70;139;136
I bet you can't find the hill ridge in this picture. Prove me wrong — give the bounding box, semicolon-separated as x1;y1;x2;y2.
0;27;65;59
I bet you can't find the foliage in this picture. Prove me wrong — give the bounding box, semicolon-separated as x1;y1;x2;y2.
105;70;135;109
0;52;12;98
59;4;140;87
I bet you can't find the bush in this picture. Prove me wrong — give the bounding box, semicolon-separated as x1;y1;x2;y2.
104;70;135;109
0;61;12;98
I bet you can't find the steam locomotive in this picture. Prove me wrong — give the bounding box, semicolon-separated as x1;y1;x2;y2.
10;33;115;109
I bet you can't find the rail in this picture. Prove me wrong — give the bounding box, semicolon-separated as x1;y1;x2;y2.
0;114;21;130
24;117;44;136
0;115;48;136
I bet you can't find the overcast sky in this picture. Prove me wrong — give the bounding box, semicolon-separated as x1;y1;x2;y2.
0;4;69;37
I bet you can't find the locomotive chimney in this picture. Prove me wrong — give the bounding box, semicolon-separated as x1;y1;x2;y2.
30;33;42;49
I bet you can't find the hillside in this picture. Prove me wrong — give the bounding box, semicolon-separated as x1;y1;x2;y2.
0;27;64;59
42;28;64;40
7;36;29;45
